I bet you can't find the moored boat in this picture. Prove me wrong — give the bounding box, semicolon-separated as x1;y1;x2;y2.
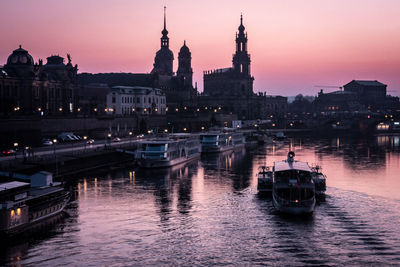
136;134;201;168
200;131;244;153
0;172;70;236
257;166;273;193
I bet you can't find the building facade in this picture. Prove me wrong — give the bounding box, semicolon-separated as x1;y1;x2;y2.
0;46;78;115
314;80;399;113
106;86;166;116
200;16;285;120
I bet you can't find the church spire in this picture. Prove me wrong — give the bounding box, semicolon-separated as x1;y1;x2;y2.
233;14;250;75
163;6;166;31
161;6;169;48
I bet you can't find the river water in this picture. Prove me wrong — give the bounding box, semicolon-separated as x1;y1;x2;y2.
2;135;400;266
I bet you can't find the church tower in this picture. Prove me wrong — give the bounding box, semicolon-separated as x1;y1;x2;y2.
177;41;193;87
151;7;174;76
232;14;251;76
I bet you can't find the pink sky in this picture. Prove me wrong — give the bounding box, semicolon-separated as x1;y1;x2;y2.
1;0;399;96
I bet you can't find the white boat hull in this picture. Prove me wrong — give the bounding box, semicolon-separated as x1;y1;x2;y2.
138;153;200;168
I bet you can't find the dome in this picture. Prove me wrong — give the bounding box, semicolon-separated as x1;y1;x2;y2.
238;14;245;32
6;45;34;66
179;41;191;56
45;55;65;65
155;47;174;60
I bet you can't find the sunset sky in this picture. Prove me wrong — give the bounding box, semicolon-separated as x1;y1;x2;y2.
1;0;399;96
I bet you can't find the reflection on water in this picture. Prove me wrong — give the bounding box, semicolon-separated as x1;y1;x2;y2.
1;135;400;266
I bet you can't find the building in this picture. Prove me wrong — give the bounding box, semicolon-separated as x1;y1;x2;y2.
313;89;363;113
151;7;174;77
314;80;399;113
200;15;286;120
106;86;166;115
0;46;78;115
203;15;254;98
150;7;197;109
343;80;388;110
77;7;197;111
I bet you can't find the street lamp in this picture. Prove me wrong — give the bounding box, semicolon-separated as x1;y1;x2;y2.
129;131;133;145
53;139;58;177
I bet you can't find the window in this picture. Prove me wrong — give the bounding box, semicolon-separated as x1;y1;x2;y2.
137;97;140;103
112;97;116;103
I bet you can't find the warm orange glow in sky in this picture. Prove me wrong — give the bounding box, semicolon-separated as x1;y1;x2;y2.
1;0;399;96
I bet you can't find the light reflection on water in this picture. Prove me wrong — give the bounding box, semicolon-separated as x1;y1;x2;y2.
1;135;400;266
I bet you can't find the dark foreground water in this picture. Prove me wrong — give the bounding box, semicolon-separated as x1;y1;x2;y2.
2;135;400;266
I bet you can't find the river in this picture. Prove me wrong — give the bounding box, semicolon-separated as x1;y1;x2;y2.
2;135;400;266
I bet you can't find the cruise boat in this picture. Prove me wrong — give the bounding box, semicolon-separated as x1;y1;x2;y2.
311;165;327;196
200;131;244;153
0;172;70;236
257;166;273;193
271;152;322;214
136;134;201;168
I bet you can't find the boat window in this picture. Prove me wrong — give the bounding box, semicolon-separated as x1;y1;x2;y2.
275;170;312;183
145;144;167;151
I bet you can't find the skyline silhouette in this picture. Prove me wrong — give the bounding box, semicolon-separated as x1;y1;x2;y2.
0;0;399;96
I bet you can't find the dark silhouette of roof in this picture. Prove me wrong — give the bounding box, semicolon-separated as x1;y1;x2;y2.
346;80;386;87
179;40;190;56
6;45;34;66
78;73;157;87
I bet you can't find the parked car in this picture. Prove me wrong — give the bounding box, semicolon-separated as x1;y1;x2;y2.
86;139;95;144
2;149;16;156
42;139;53;146
112;137;121;142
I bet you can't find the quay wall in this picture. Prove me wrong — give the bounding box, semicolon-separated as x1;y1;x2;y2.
0;115;166;147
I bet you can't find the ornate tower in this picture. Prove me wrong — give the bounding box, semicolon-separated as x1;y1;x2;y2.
151;7;174;76
177;41;193;87
232;14;251;76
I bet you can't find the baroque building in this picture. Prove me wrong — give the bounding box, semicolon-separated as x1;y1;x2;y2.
200;16;286;120
0;46;78;115
151;7;174;77
149;7;197;109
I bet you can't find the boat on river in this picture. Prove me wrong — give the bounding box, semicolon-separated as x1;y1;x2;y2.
200;131;244;153
0;172;70;236
257;166;273;193
136;134;201;168
262;152;326;214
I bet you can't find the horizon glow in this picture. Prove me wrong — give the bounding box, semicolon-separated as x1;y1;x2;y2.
1;0;399;96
